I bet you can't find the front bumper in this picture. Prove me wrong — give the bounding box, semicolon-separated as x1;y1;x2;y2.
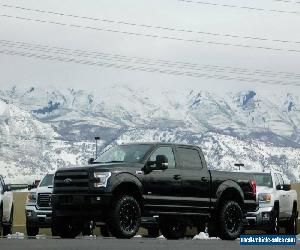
51;193;112;220
245;206;273;229
25;205;52;228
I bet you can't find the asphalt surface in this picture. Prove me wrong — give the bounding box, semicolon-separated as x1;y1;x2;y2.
0;237;299;250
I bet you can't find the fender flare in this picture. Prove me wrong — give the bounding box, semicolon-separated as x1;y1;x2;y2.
215;180;244;210
110;172;143;197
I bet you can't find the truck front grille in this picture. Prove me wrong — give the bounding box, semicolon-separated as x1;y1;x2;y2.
37;193;52;209
54;170;90;193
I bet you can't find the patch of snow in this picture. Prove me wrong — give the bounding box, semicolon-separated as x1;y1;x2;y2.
7;232;25;239
193;232;219;240
134;235;142;238
157;235;166;239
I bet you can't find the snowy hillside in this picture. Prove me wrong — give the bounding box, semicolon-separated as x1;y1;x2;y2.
0;85;299;183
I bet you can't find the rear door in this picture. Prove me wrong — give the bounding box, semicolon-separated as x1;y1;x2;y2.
143;145;182;214
177;146;211;215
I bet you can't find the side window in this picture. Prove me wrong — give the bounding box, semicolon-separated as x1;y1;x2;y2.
150;147;176;168
177;147;203;169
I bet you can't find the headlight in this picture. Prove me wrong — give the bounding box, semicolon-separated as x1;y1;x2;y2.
94;172;111;187
27;192;37;203
258;193;272;203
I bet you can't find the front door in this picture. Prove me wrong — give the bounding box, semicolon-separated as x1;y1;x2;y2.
143;146;182;214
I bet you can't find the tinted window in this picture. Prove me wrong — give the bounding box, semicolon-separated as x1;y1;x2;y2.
253;173;273;188
150;147;176;168
177;147;202;169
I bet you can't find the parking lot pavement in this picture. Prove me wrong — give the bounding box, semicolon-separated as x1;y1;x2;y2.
0;237;299;250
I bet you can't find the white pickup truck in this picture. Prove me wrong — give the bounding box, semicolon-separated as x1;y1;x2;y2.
0;175;14;236
25;174;53;236
246;171;298;234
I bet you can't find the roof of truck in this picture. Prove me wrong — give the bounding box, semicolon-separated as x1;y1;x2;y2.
119;142;199;147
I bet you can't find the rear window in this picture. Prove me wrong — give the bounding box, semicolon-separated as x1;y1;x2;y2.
177;147;202;169
253;173;273;188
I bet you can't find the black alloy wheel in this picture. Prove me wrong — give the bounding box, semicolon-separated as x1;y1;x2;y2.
218;200;243;240
108;195;141;239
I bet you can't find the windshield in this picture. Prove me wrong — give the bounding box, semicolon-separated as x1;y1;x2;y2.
39;174;54;187
253;173;273;188
95;144;152;164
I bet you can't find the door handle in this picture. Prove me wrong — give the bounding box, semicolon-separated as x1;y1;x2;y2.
173;174;181;180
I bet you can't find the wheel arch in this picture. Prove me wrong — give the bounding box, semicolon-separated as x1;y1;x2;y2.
215;181;244;212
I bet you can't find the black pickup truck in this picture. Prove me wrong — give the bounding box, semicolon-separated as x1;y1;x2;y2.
51;143;257;240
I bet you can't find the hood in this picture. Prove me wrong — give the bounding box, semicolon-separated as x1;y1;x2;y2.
256;186;273;194
57;162;143;173
36;186;53;193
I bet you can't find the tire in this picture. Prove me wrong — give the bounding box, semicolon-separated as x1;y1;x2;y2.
82;221;93;236
159;217;186;239
107;195;141;239
147;227;160;238
286;210;298;235
3;207;13;236
267;209;279;235
100;225;110;237
218;200;243;240
26;225;39;237
0;205;3;236
51;217;81;239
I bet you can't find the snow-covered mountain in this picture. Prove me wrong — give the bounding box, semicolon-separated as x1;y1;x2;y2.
0;85;299;183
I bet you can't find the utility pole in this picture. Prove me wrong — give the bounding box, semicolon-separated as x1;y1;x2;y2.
95;136;100;159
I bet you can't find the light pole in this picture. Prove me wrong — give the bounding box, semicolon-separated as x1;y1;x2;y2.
95;136;100;159
234;163;244;171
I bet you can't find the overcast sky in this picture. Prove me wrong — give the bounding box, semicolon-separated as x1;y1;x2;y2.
1;0;300;94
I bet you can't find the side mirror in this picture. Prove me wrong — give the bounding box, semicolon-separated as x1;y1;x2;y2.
3;184;11;192
282;184;291;191
28;184;34;191
155;155;169;170
276;184;282;190
88;158;95;164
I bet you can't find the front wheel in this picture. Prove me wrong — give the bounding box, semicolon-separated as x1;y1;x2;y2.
286;210;298;235
159;217;186;239
3;207;13;236
218;201;243;240
267;209;279;235
107;195;141;239
26;225;39;237
51;217;81;239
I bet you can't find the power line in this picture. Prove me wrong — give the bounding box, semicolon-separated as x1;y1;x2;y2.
2;39;300;80
2;3;300;45
2;14;300;54
0;47;299;86
273;0;300;4
177;0;300;15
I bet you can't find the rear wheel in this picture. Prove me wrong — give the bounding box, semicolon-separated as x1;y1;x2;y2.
100;225;110;237
218;201;243;240
107;195;141;239
159;217;186;239
147;227;160;238
26;225;39;237
51;217;81;239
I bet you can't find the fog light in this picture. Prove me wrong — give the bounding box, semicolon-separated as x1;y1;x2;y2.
262;212;270;220
96;197;101;201
27;211;32;217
